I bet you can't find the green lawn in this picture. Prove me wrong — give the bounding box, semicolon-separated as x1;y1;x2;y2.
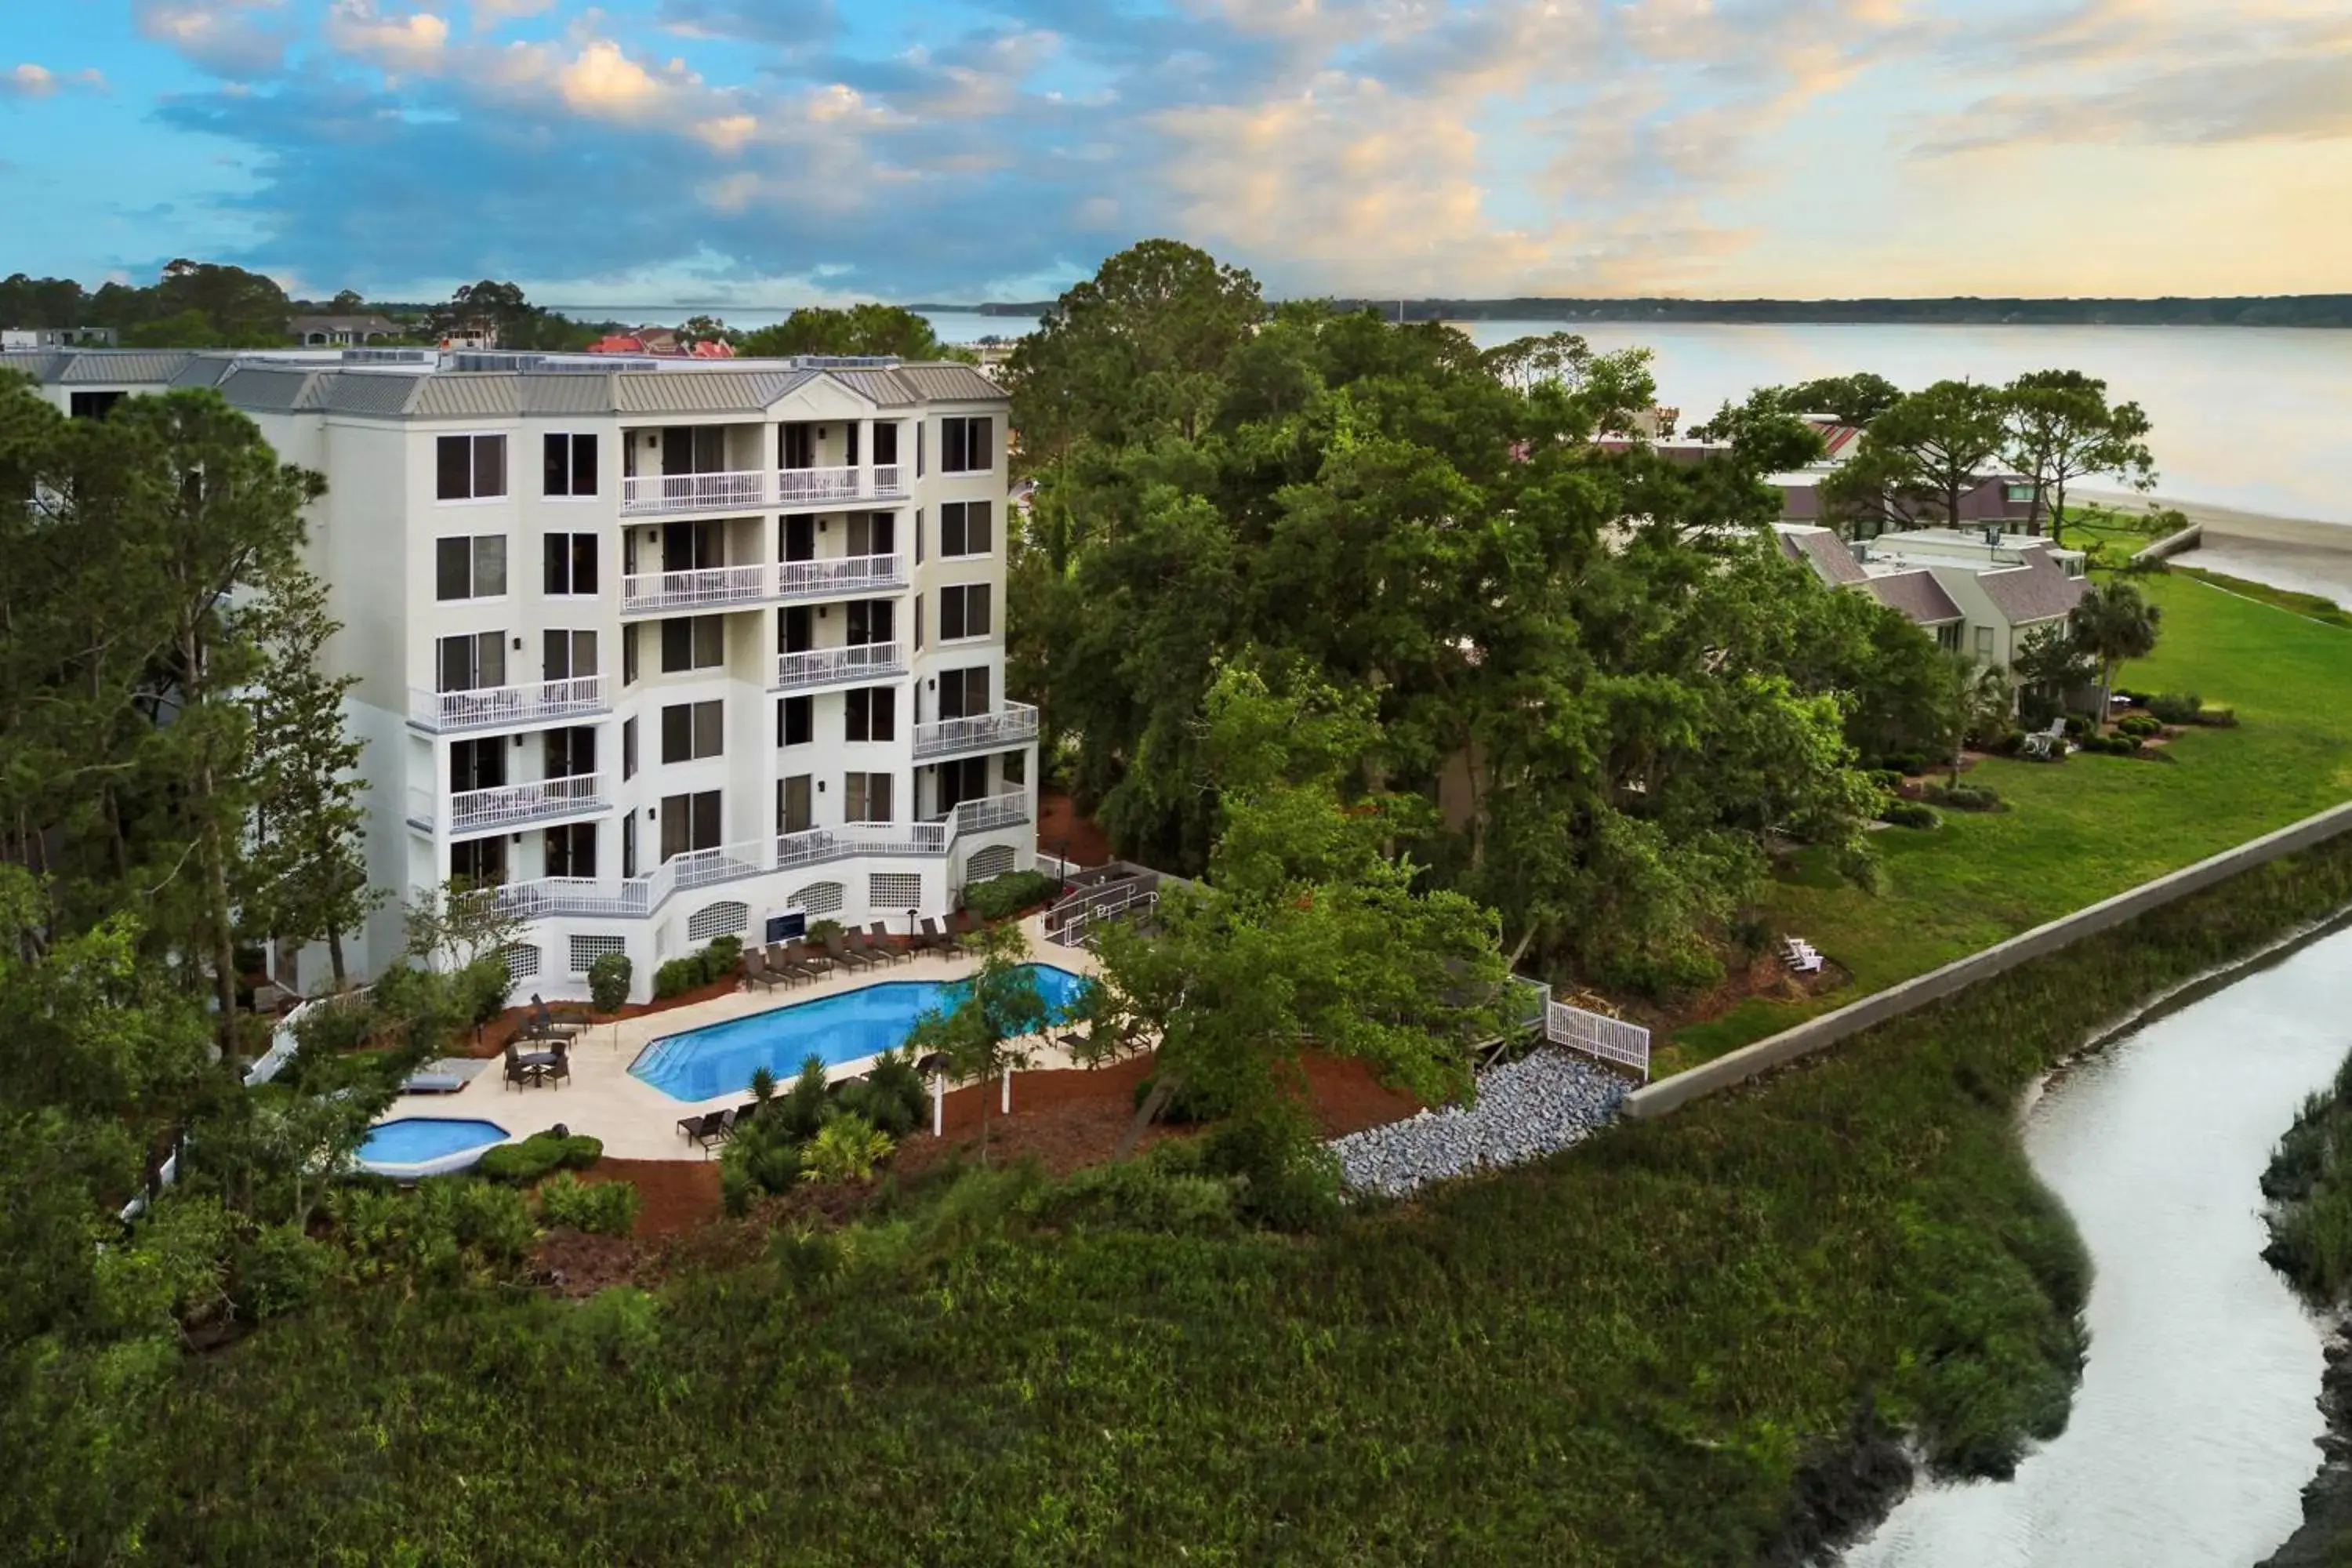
1665;572;2352;1072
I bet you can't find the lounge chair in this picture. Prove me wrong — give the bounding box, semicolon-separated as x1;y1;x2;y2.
782;942;833;982
914;916;955;956
677;1110;722;1148
755;944;802;988
825;932;875;971
742;948;791;992
857;924;909;966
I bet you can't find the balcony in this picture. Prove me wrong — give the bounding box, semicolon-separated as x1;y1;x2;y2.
913;699;1040;760
446;772;610;837
872;463;908;499
408;675;608;735
777;553;907;601
774;641;907;692
621;563;771;615
775;466;865;507
487;793;1031;922
621;470;768;517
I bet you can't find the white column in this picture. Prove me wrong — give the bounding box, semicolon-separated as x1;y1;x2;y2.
932;1073;944;1137
1000;1065;1011;1116
859;417;874;499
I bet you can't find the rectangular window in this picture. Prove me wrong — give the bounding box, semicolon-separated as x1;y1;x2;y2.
779;775;813;833
571;934;626;975
448;736;506;791
544;727;595;779
847;512;895;557
436;631;506;693
845;423;859;467
938;583;992;641
937;665;990;720
844;686;896;743
435;535;508;601
2004;482;2034;504
843;771;894;825
914;508;924;565
543;532;598;595
436;434;508;501
660;615;726;673
543;629;596;681
779;695;812;748
939;500;993;558
874;423;898;466
622;717;638;780
546;822;597;878
661;699;725;764
779;423;814;470
622;622;639;685
846;599;895;647
543;433;599;497
869;873;922;910
940;416;993;474
659;790;722;861
781;514;815;562
622;813;637;878
69;390;124;421
450;836;507;886
914;594;924;652
1003;747;1026;786
915;422;925;478
1974;625;1995;659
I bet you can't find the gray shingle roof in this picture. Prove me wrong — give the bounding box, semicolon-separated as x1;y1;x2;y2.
1978;548;2088;625
1775;525;1867;586
216;366;324;413
1864;569;1964;626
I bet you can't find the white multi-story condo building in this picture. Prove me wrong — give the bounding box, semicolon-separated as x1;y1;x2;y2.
15;346;1037;999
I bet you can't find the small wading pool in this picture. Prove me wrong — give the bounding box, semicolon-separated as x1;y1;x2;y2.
630;964;1092;1103
355;1117;511;1178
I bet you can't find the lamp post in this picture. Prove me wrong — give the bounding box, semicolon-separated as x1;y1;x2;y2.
907;907;919;952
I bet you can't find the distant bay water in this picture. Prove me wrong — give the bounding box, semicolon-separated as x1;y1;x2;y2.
583;307;2352;528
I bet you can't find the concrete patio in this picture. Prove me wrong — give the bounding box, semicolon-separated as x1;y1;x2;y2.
376;916;1101;1162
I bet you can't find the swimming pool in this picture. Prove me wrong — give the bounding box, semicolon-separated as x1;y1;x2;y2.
355;1117;510;1178
630;964;1092;1103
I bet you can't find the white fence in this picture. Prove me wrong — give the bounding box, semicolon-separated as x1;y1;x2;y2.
1544;998;1653;1081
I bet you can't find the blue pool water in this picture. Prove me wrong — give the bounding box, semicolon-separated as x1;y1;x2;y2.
357;1117;510;1167
630;964;1092;1103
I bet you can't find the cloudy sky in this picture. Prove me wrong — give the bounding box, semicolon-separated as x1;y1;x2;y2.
4;0;2348;305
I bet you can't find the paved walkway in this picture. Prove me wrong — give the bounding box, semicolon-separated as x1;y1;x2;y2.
379;916;1101;1162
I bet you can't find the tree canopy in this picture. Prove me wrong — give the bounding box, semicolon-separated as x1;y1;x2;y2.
1009;241;1944;998
737;304;967;361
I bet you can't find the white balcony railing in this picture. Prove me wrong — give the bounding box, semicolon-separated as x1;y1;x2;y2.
871;464;907;498
777;553;908;601
446;772;608;836
774;641;907;691
621;470;768;516
409;675;608;734
488;792;1033;923
913;699;1040;760
776;466;865;506
621;563;771;615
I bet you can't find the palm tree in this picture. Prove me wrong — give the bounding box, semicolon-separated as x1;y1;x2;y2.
2070;580;2162;720
1941;655;2012;783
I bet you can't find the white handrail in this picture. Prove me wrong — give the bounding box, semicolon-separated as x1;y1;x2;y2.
776;553;908;600
914;699;1040;760
621;469;768;515
447;772;608;834
1544;998;1651;1081
776;465;865;506
410;675;608;733
774;641;907;690
621;562;771;614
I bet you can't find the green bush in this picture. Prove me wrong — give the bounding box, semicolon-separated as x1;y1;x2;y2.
477;1133;603;1184
232;1224;333;1322
1922;782;2002;812
2116;712;2163;739
962;869;1059;922
325;1177;537;1285
1031;1150;1244;1235
2194;705;2238;728
535;1172;640;1236
586;952;633;1014
652;936;746;999
1880;801;1940;829
289;993;379;1058
458;955;517;1029
2078;731;2142;757
801;1114;895;1184
564;1286;662;1363
2146;691;2203;725
1203;1114;1344;1232
806;918;845;943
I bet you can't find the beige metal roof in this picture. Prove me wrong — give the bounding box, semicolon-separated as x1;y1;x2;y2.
828;368;920;408
893;363;1005;404
55;350;198;384
217;366;324;413
312;372;429;418
611;369;811;414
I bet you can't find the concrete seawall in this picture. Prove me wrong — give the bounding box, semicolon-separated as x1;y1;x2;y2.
1623;799;2352;1120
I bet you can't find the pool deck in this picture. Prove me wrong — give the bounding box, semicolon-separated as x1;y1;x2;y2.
378;916;1102;1162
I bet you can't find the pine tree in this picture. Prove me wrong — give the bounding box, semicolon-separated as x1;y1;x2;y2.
245;568;380;988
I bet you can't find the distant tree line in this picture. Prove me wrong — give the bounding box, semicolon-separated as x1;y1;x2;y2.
918;294;2352;328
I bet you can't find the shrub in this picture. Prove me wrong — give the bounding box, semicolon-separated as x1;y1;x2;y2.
477;1132;602;1184
535;1171;640;1236
1922;782;2002;812
2078;732;2143;757
586;952;633;1014
326;1177;536;1285
289;993;379;1058
2194;706;2238;728
457;955;517;1030
1203;1114;1344;1232
1880;801;1940;829
652;937;746;999
1032;1152;1243;1236
963;869;1060;922
564;1286;662;1363
232;1224;334;1321
801;1114;895;1184
2146;691;2202;725
806;918;845;943
2116;713;2163;739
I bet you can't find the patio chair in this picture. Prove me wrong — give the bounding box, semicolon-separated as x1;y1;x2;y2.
784;942;834;981
2020;717;2067;761
825;931;875;971
540;1040;572;1089
742;948;791;992
914;916;955;956
858;924;910;966
501;1042;540;1091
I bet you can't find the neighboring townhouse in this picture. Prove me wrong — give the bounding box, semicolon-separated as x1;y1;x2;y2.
288;313;408;347
13;346;1037;1001
1769;416;2045;533
1776;523;2088;666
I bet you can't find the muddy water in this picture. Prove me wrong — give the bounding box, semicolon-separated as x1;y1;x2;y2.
1844;926;2352;1568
